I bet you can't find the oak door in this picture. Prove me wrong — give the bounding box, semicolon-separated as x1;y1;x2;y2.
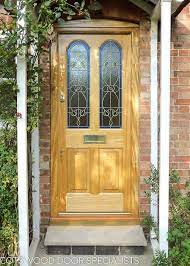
51;32;139;219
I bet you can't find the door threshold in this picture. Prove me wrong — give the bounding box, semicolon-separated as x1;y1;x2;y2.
50;214;140;225
58;212;131;215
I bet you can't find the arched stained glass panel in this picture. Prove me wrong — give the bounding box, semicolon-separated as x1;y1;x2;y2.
100;40;122;128
67;41;90;128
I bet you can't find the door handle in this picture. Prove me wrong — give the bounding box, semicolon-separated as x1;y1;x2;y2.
60;91;65;103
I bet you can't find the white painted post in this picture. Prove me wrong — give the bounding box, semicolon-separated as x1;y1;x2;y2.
31;128;40;240
159;0;172;255
31;43;40;243
17;0;29;265
28;128;40;262
150;18;158;238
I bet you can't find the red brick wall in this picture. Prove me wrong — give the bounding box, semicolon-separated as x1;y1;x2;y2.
39;47;51;233
170;4;190;190
139;19;151;215
0;6;12;24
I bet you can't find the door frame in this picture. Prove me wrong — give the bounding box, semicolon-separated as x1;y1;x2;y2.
50;19;140;224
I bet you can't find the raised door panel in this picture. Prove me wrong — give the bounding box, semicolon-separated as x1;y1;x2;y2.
67;149;90;192
66;193;124;212
99;149;123;192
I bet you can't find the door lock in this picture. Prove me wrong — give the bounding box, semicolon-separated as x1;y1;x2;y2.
60;91;65;103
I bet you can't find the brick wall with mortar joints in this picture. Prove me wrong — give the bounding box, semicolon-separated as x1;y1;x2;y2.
139;18;151;216
39;46;51;233
170;4;190;191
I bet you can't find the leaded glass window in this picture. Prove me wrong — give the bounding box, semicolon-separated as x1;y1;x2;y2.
100;40;122;128
67;41;90;128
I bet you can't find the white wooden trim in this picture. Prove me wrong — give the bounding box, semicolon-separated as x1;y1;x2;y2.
159;0;172;255
17;0;29;265
151;0;183;19
29;238;40;265
151;238;160;256
31;128;40;240
150;18;158;238
30;42;40;242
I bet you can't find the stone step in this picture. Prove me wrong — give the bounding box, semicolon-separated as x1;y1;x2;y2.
46;245;147;256
44;225;147;249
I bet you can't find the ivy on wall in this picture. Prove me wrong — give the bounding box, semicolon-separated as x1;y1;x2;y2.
0;0;89;258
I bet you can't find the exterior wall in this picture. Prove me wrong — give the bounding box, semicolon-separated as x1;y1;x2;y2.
39;17;152;232
39;4;190;230
40;47;51;233
0;0;189;236
139;19;151;215
170;4;190;190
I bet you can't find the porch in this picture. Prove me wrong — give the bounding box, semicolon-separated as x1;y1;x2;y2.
8;0;190;265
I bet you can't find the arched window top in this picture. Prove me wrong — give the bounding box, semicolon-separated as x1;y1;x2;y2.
100;40;122;52
68;40;90;54
67;40;90;128
100;40;122;128
67;40;90;72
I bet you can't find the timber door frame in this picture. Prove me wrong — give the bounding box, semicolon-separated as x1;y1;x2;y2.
50;19;140;224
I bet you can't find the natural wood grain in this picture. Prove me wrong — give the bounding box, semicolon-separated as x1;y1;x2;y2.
130;30;140;216
99;149;123;191
66;193;124;212
55;20;139;34
51;21;140;222
90;148;99;194
51;36;59;217
67;149;90;192
55;19;139;29
50;216;141;224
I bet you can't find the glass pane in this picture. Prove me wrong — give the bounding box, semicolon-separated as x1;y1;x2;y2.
100;40;122;128
67;41;90;128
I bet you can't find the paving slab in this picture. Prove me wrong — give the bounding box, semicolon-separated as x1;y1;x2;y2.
32;243;153;266
44;225;147;247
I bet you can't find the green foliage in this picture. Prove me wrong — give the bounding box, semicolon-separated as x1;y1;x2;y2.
144;164;159;197
143;166;190;266
0;17;18;258
0;127;18;257
141;215;158;237
168;173;190;266
152;251;169;266
0;0;88;258
141;165;159;237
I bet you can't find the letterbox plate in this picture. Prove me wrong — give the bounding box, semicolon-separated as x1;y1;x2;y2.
84;135;106;144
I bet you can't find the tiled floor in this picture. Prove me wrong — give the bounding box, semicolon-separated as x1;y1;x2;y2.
32;242;153;266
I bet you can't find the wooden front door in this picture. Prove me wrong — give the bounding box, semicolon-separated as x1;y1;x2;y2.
51;21;139;222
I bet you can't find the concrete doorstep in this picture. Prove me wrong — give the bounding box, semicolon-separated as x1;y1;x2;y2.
44;225;147;247
30;225;153;265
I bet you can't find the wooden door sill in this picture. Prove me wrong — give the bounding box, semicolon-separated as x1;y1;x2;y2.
50;214;140;225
